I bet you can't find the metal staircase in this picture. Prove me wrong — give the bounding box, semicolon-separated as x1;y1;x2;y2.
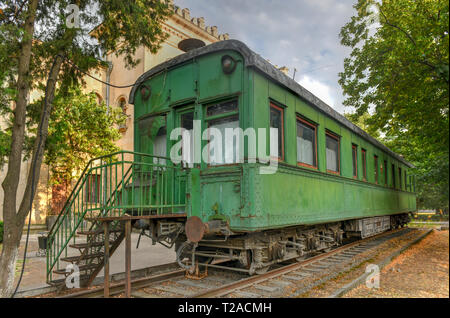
46;151;186;286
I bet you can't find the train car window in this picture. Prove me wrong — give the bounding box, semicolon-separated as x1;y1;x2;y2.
384;160;388;186
206;100;239;166
138;114;166;165
399;167;402;190
392;164;396;188
297;118;317;168
352;144;358;178
362;149;367;181
326;132;340;174
270;103;284;160
405;171;407;191
374;155;379;184
181;111;194;168
207;100;238;117
153;126;167;166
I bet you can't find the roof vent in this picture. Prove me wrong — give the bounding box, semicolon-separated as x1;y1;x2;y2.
178;38;206;52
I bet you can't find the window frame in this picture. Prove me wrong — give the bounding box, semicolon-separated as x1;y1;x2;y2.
296;116;318;169
361;148;367;181
384;160;388;186
325;130;340;175
374;155;379;184
178;107;195;168
399;167;402;190
204;99;240;167
392;164;396;188
269;102;285;161
351;144;358;179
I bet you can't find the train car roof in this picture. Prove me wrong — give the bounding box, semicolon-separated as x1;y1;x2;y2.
129;40;414;168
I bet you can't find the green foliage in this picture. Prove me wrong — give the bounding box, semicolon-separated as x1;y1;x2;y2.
343;111;380;139
0;0;172;167
339;0;449;210
29;86;125;185
0;221;3;243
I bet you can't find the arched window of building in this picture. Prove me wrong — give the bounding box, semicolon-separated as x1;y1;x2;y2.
118;97;127;115
118;97;128;132
95;93;103;105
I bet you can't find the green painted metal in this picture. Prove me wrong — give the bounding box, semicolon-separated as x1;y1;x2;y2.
131;48;416;233
48;45;418;283
46;151;186;283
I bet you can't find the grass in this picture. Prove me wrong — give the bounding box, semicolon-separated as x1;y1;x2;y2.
408;222;444;229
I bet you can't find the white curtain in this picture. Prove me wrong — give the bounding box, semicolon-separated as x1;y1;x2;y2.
209;120;239;165
182;129;194;168
153;134;166;166
326;148;337;171
297;136;314;165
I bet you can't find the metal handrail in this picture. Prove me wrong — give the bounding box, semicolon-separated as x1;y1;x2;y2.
46;151;187;283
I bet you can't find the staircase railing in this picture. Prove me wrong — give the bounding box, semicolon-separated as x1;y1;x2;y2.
46;151;187;284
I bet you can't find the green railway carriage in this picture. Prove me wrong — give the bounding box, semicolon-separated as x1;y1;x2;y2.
128;39;415;272
128;39;415;229
46;40;416;283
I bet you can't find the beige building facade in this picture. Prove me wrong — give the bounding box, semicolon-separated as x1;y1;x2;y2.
0;2;228;225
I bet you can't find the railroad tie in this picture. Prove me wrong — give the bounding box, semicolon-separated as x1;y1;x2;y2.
233;291;261;298
131;290;159;298
301;267;324;273
310;262;331;269
151;285;189;296
330;255;352;260
321;258;343;264
253;284;280;293
291;272;312;277
176;279;214;289
269;280;293;288
283;275;306;281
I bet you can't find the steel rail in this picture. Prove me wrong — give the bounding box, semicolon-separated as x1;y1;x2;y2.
191;227;408;298
55;227;409;298
58;268;185;298
57;259;229;298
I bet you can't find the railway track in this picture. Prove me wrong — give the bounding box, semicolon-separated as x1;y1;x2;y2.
56;227;424;298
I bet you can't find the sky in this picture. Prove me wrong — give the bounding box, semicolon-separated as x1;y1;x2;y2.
176;0;357;113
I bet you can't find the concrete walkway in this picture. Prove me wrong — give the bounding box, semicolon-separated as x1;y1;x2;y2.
13;232;176;292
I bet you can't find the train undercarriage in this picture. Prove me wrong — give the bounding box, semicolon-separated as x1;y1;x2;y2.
134;213;410;275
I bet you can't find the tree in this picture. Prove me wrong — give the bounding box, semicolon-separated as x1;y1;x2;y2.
0;0;171;297
344;111;380;139
339;0;449;209
30;86;125;213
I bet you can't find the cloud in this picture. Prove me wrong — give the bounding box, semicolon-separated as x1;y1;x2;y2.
298;76;335;107
174;0;356;113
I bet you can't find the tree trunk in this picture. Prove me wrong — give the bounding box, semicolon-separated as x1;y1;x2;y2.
0;53;64;297
0;218;23;297
0;0;39;298
16;54;64;222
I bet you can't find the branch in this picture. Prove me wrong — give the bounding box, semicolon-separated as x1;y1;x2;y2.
378;5;417;47
17;53;64;221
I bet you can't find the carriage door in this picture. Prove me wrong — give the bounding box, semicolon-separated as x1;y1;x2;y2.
178;107;195;168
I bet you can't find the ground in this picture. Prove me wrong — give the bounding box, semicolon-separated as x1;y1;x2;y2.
8;231;176;292
3;226;449;298
343;230;449;298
